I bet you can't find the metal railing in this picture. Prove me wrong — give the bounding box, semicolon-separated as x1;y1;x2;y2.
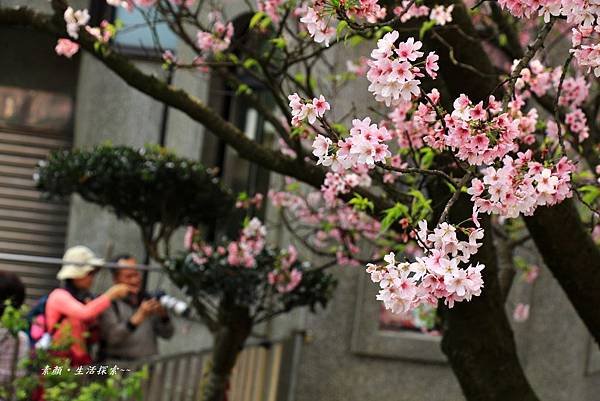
122;336;298;401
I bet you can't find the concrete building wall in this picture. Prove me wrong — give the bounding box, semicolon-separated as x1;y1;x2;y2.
292;252;600;401
9;1;600;399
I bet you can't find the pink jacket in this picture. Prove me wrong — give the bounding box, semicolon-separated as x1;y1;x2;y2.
45;289;111;365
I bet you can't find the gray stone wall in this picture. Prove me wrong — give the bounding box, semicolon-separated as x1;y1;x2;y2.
16;1;598;398
68;52;214;354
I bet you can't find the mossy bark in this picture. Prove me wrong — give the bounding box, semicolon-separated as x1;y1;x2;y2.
525;199;600;347
201;304;253;401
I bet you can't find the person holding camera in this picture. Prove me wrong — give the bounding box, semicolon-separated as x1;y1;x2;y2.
99;254;174;364
46;246;132;366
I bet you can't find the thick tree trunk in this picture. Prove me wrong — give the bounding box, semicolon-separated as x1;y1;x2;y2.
202;305;253;401
524;199;600;347
441;209;540;401
420;3;540;396
430;181;541;401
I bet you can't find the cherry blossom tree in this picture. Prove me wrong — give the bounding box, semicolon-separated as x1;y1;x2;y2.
1;0;600;400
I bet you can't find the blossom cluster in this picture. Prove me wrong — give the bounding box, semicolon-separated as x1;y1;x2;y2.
269;184;381;266
196;12;234;54
299;0;386;46
58;9;117;58
345;0;387;23
367;32;438;106
267;245;303;293
312;117;391;171
513;59;590;143
107;0;196;9
386;89;442;150
319;169;372;205
572;27;600;77
289;93;330;127
393;1;454;26
183;218;307;294
497;0;600;77
468;150;575;219
299;6;336;46
367;220;485;313
85;20;115;44
515;59;590;108
55;39;80;58
444;94;521;165
258;0;285;23
64;7;90;39
184;217;267;268
497;0;599;28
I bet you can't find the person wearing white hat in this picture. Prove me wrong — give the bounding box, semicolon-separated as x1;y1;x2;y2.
45;246;132;366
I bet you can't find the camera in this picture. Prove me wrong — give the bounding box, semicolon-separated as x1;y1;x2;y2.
145;290;191;318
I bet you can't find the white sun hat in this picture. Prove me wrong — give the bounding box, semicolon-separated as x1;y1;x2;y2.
56;246;104;280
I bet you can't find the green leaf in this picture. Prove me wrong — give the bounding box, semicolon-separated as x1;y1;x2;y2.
114;18;124;30
579;184;600;204
336;20;348;39
409;189;432;221
419;20;436;40
228;53;240;64
259;15;272;30
498;33;508;47
271;37;286;49
236;83;252;95
380;202;409;233
349;35;364;47
249;11;267;29
243;58;258;69
332;123;348;135
286;181;300;192
375;26;393;40
444;180;457;193
419;148;435;169
348;193;374;212
237;191;249;201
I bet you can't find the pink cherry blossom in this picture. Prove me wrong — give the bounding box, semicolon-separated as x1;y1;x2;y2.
430;5;454;26
523;265;540;284
513;303;530;322
469;151;575;219
258;0;285;23
368;220;485;313
299;7;335;46
367;32;432;107
288;93;330;127
55;39;80;58
196;13;233;54
425;52;439;78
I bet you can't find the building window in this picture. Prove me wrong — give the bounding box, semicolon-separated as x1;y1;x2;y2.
0;87;73;133
113;6;178;51
351;273;447;362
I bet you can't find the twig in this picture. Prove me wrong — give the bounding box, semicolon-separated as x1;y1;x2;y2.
502;18;555;109
376;162;458;187
553;52;575;155
437;173;472;225
431;30;498;78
